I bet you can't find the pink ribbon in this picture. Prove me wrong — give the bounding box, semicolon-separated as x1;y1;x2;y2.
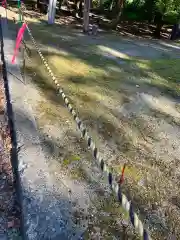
11;23;27;64
2;0;7;8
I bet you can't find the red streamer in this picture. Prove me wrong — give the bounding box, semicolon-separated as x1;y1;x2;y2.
119;163;126;185
11;23;27;64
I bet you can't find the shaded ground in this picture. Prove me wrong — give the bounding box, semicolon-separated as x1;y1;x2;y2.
5;7;180;240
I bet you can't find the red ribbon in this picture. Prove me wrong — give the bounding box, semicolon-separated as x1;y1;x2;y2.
119;163;126;185
11;23;27;64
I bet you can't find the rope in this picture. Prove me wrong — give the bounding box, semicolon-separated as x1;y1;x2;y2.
18;6;151;240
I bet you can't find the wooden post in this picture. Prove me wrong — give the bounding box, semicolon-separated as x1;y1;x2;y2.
48;0;57;24
83;0;90;33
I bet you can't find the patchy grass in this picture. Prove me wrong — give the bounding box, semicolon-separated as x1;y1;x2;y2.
136;59;180;97
19;19;180;239
114;164;143;182
62;155;81;167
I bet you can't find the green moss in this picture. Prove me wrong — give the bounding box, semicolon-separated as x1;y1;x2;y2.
62;158;70;166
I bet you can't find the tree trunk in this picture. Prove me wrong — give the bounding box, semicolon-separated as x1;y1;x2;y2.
83;0;90;33
110;0;124;29
39;0;48;14
154;22;163;38
145;0;155;23
58;0;63;11
79;0;83;17
76;0;83;17
99;0;103;7
109;0;114;11
154;13;163;38
170;24;180;40
37;0;40;9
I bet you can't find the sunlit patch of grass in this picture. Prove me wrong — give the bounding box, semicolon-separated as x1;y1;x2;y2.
98;45;131;60
62;155;81;167
176;41;180;45
136;60;151;70
136;59;180;96
149;59;180;81
26;42;132;146
48;55;93;80
114;164;144;182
